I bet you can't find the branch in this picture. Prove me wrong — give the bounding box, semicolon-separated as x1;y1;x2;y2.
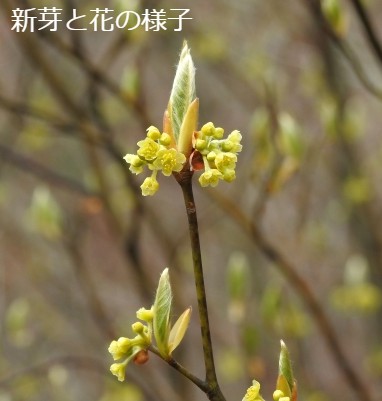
208;189;373;401
0;143;95;197
349;0;382;70
305;0;382;100
149;345;208;393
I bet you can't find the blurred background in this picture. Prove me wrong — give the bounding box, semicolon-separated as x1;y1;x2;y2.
1;0;382;400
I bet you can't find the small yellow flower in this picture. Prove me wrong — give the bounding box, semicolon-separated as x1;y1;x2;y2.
199;169;223;187
242;380;264;401
227;130;243;152
153;149;186;176
137;138;160;161
140;176;159;196
123;154;145;175
215;152;237;173
108;337;132;360
110;362;127;382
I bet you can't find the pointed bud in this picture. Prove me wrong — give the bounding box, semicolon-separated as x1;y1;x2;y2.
168;307;192;354
178;98;199;157
277;340;296;399
169;41;196;142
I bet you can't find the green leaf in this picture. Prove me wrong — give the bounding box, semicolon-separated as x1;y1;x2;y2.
153;268;172;357
278;340;294;394
168;307;192;354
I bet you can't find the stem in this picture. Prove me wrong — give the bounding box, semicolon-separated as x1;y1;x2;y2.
149;345;208;393
176;172;226;401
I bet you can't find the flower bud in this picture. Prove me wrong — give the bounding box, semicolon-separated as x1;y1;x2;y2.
147;126;161;140
136;307;154;322
201;122;215;136
207;151;217;162
214;127;224;139
159;132;172;146
195;139;207;151
132;322;145;334
110;362;126;382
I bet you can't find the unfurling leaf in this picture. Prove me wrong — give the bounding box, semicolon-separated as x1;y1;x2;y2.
169;41;196;141
168;307;192;354
153;268;172;357
276;340;297;400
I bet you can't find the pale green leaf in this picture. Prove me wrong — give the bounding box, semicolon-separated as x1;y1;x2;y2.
169;41;196;141
153;268;172;357
168;307;192;354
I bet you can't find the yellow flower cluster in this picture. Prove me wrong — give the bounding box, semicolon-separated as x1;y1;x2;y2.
124;126;186;196
108;307;153;381
193;122;242;187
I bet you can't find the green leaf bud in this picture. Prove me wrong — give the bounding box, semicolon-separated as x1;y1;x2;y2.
153;268;172;358
276;340;296;400
169;41;196;141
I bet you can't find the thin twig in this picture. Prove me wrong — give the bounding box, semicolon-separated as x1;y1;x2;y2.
0;143;96;197
304;0;382;100
176;172;226;401
149;345;208;393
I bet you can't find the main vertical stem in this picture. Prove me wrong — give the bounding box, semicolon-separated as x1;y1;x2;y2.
179;175;225;401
